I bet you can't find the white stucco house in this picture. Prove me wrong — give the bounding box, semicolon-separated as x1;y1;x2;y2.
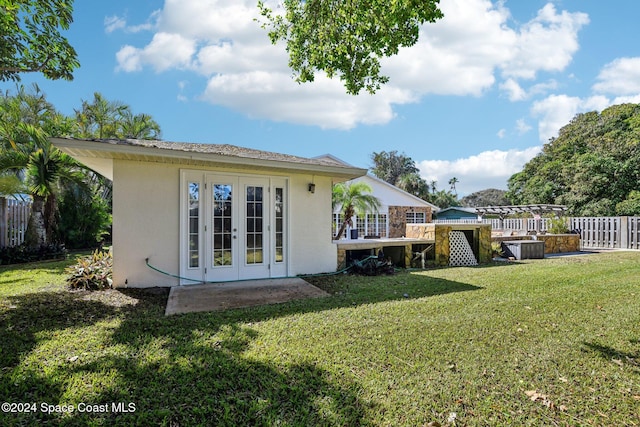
318;153;439;239
51;138;366;288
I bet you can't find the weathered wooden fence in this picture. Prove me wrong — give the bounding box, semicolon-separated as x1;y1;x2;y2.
0;197;31;248
570;217;640;249
434;216;640;249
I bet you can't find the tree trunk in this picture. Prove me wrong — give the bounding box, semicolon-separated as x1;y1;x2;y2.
24;194;47;247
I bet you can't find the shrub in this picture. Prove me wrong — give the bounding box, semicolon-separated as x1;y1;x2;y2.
66;248;113;290
0;243;67;265
57;185;112;249
546;216;569;234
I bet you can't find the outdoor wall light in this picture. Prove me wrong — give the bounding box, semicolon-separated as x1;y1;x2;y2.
308;183;316;193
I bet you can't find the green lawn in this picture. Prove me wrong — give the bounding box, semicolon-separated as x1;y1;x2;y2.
1;252;639;426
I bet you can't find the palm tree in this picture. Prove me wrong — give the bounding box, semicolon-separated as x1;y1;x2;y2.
74;92;130;139
0;123;88;246
0;86;89;246
448;177;459;195
332;181;381;239
119;111;161;139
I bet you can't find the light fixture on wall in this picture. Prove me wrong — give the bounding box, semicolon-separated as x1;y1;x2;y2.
308;183;316;193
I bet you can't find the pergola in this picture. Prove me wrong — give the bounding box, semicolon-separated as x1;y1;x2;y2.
475;204;567;218
475;204;568;232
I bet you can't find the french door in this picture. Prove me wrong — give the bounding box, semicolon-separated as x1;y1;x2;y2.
180;171;287;284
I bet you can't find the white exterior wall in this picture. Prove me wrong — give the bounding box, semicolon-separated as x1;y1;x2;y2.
333;175;437;214
288;174;336;276
112;160;180;287
112;160;337;288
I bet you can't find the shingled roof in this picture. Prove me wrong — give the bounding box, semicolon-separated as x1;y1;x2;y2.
50;137;366;181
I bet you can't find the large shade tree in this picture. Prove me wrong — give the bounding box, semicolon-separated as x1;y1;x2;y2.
0;0;79;81
332;181;381;239
507;103;640;216
258;0;443;95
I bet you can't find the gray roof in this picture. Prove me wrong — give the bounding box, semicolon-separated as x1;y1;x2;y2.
82;138;348;167
51;137;367;181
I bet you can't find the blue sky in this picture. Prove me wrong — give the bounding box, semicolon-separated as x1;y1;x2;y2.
13;0;640;196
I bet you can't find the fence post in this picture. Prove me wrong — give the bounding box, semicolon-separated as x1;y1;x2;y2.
0;197;6;248
620;216;629;249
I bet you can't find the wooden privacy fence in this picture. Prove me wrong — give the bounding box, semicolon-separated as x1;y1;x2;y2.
0;197;31;248
570;217;640;250
434;216;640;249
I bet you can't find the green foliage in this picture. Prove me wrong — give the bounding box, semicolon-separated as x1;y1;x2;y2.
0;0;79;81
507;104;640;216
490;241;504;257
546;216;570;234
0;243;67;265
615;190;640;216
56;184;112;249
258;0;443;95
370;150;432;200
371;150;419;184
65;248;113;290
75;92;161;139
460;188;510;207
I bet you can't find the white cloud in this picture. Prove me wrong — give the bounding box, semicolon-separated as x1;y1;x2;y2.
500;78;527;101
497;129;506;138
113;0;589;129
516;118;532;135
104;16;126;34
202;72;415;129
593;57;640;96
417;146;541;195
104;12;159;34
531;94;610;142
501;4;589;79
116;33;196;73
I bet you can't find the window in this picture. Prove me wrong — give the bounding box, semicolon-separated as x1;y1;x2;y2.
213;184;233;266
188;182;199;268
406;211;426;224
274;187;284;263
245;185;264;264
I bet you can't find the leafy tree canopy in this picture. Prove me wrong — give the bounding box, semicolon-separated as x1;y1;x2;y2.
507;103;640;216
370;150;419;186
0;0;79;82
258;0;443;95
460;188;510;207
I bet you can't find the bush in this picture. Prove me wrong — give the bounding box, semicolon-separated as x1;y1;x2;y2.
0;243;67;265
546;216;569;234
57;185;112;249
66;248;113;290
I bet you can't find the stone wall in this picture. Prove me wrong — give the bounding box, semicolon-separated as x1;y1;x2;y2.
406;223;492;266
388;206;432;238
491;234;580;254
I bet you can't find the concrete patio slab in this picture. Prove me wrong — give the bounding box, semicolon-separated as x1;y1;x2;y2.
165;278;329;315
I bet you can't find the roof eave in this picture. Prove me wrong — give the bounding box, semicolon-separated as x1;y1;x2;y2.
51;138;366;180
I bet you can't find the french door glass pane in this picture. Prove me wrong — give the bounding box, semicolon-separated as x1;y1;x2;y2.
188;182;199;268
213;184;232;266
246;185;264;265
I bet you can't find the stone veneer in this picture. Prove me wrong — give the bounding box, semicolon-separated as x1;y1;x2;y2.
492;234;580;254
406;223;493;266
388;206;432;238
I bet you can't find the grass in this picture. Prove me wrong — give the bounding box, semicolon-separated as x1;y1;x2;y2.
1;252;639;426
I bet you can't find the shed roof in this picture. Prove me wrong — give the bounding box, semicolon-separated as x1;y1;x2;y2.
51;138;367;181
